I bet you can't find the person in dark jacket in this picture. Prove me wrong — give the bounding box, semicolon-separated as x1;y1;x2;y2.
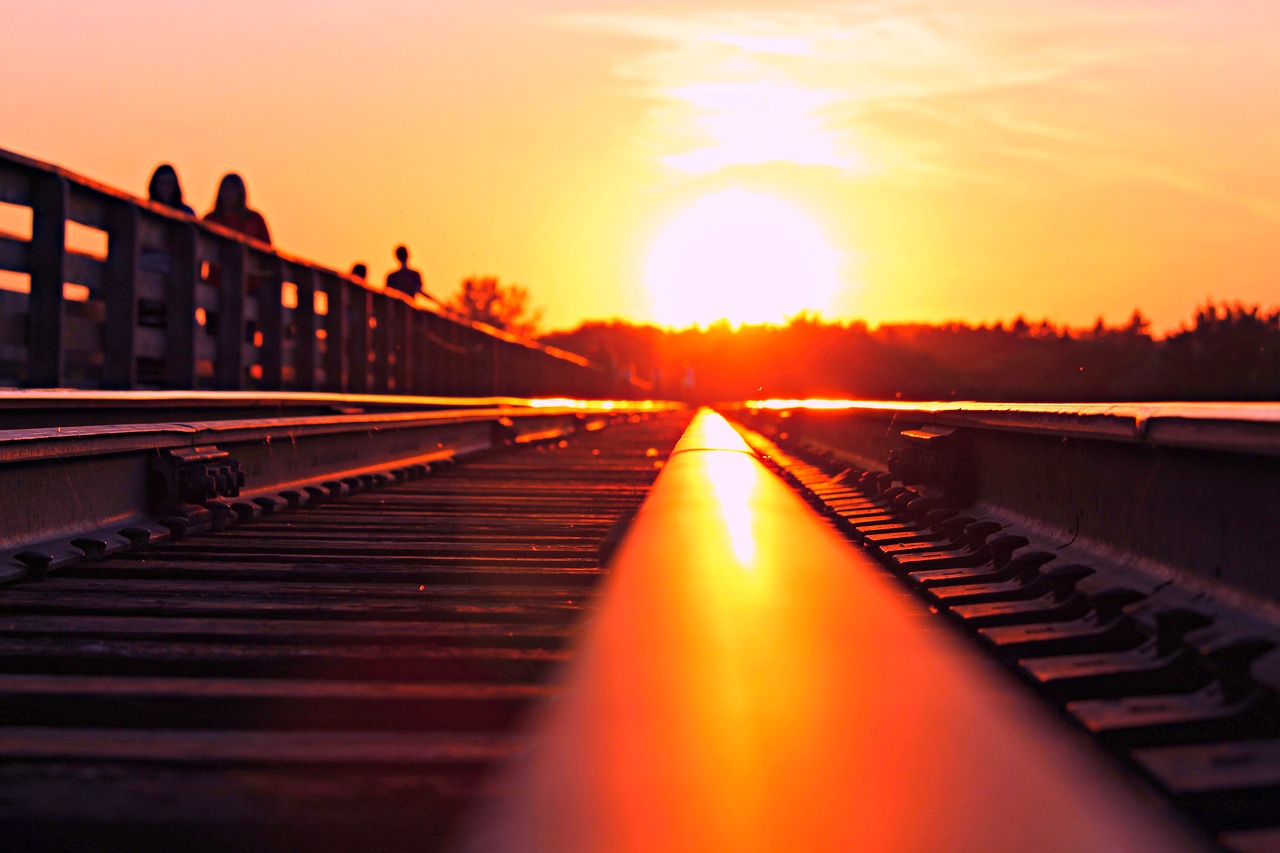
385;245;427;298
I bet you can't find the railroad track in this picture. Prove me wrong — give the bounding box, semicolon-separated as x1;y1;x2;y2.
2;398;1278;851
0;410;690;851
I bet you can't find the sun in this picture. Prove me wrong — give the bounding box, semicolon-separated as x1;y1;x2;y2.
644;190;843;327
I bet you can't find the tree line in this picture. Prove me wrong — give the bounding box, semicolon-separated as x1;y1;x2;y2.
537;303;1280;402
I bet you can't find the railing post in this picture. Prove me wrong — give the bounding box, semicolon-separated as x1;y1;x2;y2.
523;349;538;398
454;321;470;395
215;240;246;390
259;257;284;390
456;319;469;394
393;300;412;393
294;268;317;391
493;340;505;397
348;286;369;394
372;293;390;393
27;173;68;387
517;346;530;397
466;330;482;396
455;324;471;395
413;309;430;394
487;337;499;396
322;274;348;392
101;201;139;389
165;222;199;389
427;313;445;394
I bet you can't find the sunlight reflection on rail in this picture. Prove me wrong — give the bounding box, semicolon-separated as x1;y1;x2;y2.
525;397;669;410
706;453;759;565
746;397;880;410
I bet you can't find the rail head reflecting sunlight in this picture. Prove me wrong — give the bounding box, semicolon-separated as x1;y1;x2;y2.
707;453;760;566
462;410;1207;853
524;397;674;412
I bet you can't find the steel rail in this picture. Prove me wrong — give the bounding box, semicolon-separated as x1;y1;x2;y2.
0;390;673;430
739;399;1280;456
461;409;1209;852
733;400;1280;605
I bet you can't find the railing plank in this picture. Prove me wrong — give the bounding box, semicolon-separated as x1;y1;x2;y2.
66;189;108;230
63;251;103;290
0;232;28;273
0;170;31;206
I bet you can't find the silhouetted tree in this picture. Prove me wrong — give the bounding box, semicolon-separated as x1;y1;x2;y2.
1123;309;1150;337
1156;302;1280;399
447;276;542;337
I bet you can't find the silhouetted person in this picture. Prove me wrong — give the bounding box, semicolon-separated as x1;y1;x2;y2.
147;164;195;215
350;263;368;280
385;245;427;298
204;173;271;243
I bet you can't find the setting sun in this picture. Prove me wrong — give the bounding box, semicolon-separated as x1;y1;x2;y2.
644;190;843;327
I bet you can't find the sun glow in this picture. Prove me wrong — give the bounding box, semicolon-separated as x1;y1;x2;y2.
645;190;843;327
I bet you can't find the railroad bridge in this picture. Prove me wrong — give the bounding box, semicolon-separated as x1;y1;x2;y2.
1;149;1278;852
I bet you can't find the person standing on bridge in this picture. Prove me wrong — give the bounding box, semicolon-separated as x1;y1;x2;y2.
147;164;195;216
204;173;271;244
385;245;430;299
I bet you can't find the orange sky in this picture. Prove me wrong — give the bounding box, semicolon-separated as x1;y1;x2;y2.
4;0;1279;333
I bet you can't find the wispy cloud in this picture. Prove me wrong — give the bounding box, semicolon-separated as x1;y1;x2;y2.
660;82;852;172
559;2;1165;182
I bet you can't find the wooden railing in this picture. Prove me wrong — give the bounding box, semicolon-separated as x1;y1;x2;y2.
0;147;624;397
